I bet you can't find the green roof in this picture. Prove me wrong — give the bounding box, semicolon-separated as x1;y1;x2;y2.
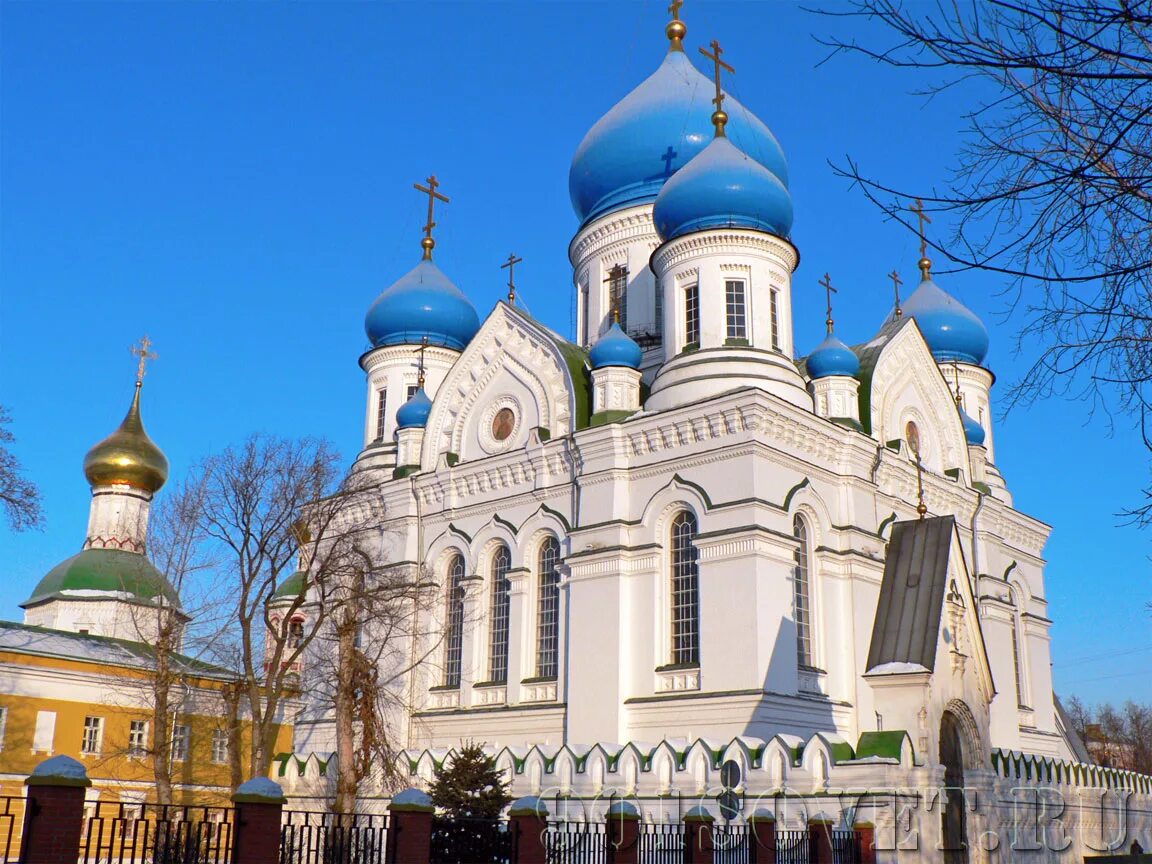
555;339;592;430
272;570;307;601
856;730;912;760
22;548;182;610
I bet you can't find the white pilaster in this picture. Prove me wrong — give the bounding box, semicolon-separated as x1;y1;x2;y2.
809;377;861;426
592;367;643;415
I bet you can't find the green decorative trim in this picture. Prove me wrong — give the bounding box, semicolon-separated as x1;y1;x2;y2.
724;338;750;347
472;680;508;689
830;417;864;433
445;452;460;467
856;730;912;761
23;548;181;610
555;340;593;430
448;523;473;543
393;465;420;480
539;503;573;533
590;410;636;427
973;481;992;495
1003;561;1018;581
782;478;811;512
535;426;552;441
885;439;902;452
877;512;898;539
493;514;519;536
681;342;700;355
520;675;558;685
944;467;960;480
670;473;713;510
428;684;460;693
654;662;700;673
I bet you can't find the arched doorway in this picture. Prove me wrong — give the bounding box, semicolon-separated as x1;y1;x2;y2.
940;711;970;864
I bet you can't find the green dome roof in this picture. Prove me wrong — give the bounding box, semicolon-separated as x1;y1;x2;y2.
22;548;181;610
271;570;307;601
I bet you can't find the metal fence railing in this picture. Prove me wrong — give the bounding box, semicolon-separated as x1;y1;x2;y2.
279;810;388;864
430;816;517;864
79;801;233;864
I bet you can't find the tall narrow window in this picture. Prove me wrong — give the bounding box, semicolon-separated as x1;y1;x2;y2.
685;285;700;346
770;290;781;351
607;264;628;332
1011;590;1029;708
793;516;813;667
725;280;747;340
443;554;466;688
211;729;229;764
374;389;388;441
489;545;512;682
654;281;664;344
581;283;590;347
33;711;55;753
82;716;104;755
536;538;561;678
670;511;700;665
287;618;304;650
0;706;7;752
128;720;149;756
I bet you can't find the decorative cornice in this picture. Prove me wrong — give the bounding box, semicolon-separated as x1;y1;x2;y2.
651;229;799;275
568;205;658;266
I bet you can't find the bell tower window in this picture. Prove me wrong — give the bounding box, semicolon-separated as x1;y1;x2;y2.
607;264;628;332
684;285;700;347
725;280;747;340
770;289;781;351
374;389;388;442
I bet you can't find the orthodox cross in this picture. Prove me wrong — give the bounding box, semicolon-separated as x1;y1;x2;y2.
417;336;429;388
699;40;734;133
414;175;450;260
888;269;903;318
604;264;627;325
910;197;932;260
130;335;157;385
952;362;964;408
914;453;928;519
501;253;523;304
669;0;683;22
819;272;836;334
660;145;678;179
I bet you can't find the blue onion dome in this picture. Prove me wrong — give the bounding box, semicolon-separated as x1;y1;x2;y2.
960;406;986;446
568;19;788;226
396;387;432;430
807;332;860;379
590;322;643;370
652;135;793;242
901;261;989;365
364;258;480;352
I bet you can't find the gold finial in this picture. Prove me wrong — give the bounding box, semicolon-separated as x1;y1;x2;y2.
952;362;964;408
888;269;903;318
915;454;928;519
130;335;157;387
666;0;686;49
699;40;734;137
417;336;428;388
501;253;523;305
910;197;932;278
414;175;450;260
819;272;837;335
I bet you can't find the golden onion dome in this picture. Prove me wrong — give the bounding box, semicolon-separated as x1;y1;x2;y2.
83;382;169;494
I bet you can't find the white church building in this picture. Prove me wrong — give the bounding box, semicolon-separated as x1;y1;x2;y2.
280;6;1152;856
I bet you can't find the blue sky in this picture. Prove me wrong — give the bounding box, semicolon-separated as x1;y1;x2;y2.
2;0;1148;706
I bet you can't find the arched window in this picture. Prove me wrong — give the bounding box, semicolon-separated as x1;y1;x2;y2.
793;515;813;668
489;545;512;682
670;511;700;665
443;554;466;688
287;618;305;650
536;537;561;678
1010;588;1029;708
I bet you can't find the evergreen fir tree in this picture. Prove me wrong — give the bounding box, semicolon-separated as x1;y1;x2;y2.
428;741;512;819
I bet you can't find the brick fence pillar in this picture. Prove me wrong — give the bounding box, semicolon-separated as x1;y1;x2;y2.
21;755;92;864
684;806;716;864
808;817;834;864
748;809;776;864
230;777;286;864
853;821;876;864
606;800;641;864
387;787;435;864
509;795;549;864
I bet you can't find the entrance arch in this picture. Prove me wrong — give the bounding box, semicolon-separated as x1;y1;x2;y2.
940;710;970;864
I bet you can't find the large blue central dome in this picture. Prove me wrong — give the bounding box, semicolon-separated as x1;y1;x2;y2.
365;258;480;352
569;44;788;226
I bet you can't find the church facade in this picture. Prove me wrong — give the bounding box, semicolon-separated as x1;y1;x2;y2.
281;6;1152;856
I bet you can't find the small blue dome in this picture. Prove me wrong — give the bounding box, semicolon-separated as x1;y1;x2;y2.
396;387;432;430
960;407;986;446
807;332;860;379
569;47;789;226
590;322;643;370
901;276;989;365
652;136;793;242
365;259;480;352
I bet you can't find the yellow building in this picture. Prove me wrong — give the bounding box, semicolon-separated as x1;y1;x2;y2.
0;361;292;814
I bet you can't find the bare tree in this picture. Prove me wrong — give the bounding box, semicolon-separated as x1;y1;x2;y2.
1074;697;1152;773
819;1;1152;513
0;405;43;531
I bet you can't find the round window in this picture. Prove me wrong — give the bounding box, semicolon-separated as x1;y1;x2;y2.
491;407;516;441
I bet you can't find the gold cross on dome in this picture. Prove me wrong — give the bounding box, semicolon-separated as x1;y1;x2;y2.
819;272;837;334
417;336;429;388
501;253;523;304
699;40;734;134
910;197;932;260
888;269;903;318
414;175;450;260
669;0;683;21
130;335;157;384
